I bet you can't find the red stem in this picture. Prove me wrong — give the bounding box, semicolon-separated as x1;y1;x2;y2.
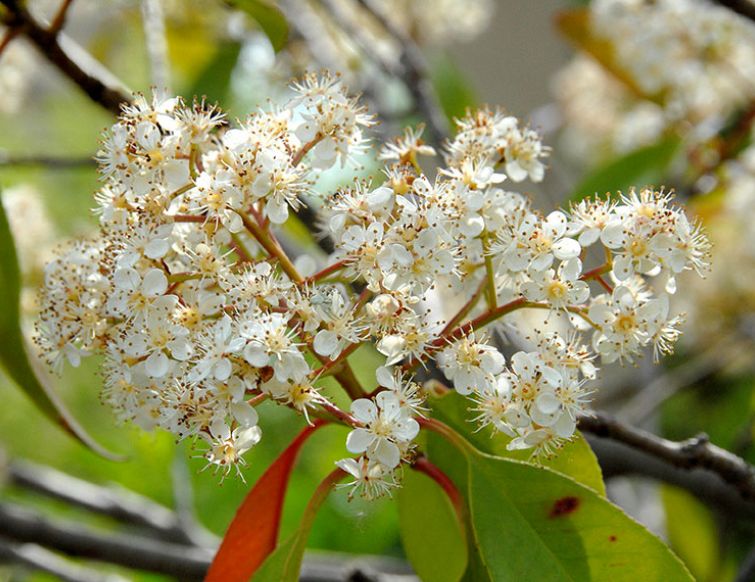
412;457;466;524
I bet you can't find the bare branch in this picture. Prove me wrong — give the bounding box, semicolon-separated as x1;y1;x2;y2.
0;502;213;579
7;460;217;547
0;501;416;581
579;411;755;500
348;0;449;147
0;536;128;582
0;0;130;115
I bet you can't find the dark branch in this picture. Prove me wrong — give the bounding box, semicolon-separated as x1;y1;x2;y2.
0;502;213;579
351;0;449;147
0;0;130;115
712;0;755;22
579;412;755;501
7;460;217;547
0;501;415;581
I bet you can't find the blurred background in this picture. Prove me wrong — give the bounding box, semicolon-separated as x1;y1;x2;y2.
0;0;754;580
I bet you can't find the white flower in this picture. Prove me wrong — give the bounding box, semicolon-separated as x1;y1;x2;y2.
346;392;419;469
521;258;590;309
436;335;505;395
336;457;396;500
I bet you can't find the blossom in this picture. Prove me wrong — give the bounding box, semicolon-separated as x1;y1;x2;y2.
346;392;419;469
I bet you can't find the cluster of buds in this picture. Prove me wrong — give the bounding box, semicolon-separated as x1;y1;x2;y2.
36;73;709;496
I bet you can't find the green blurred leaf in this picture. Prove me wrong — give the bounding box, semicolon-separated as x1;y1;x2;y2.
398;469;468;582
430;54;478;122
0;194;122;460
662;486;718;581
188;40;242;108
430;391;605;495
569;136;683;203
229;0;288;52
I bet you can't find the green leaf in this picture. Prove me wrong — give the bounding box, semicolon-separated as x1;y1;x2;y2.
430;391;605;495
188;40;242;108
0;194;122;460
569;136;683;203
468;453;693;581
229;0;288;52
426;425;693;582
430;53;478;122
661;486;718;581
398;469;468;582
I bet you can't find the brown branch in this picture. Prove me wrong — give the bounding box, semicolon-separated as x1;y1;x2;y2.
0;0;130;115
579;411;755;501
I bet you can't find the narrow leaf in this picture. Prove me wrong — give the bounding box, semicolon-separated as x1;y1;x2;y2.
398;468;468;582
569;136;683;203
188;40;242;108
430;53;478;122
0;194;122;460
229;0;288;52
252;468;345;582
206;420;326;582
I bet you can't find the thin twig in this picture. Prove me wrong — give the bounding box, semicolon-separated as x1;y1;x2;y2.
0;0;130;115
578;411;755;500
48;0;75;35
334;0;449;148
0;501;415;581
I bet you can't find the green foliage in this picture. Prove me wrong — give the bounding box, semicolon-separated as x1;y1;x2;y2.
467;453;692;581
397;469;468;582
662;486;719;581
229;0;288;52
430;391;605;494
188;40;242;109
569;136;683;203
0;193;119;460
425;422;693;581
430;54;478;122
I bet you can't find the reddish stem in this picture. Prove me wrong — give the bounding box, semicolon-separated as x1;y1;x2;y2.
412;457;466;525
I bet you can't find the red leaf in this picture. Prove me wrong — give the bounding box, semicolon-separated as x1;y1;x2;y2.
205;420;327;582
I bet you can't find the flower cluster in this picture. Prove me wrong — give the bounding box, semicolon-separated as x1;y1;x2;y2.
36;73;709;497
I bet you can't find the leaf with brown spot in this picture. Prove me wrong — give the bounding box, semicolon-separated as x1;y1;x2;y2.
550;496;580;519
